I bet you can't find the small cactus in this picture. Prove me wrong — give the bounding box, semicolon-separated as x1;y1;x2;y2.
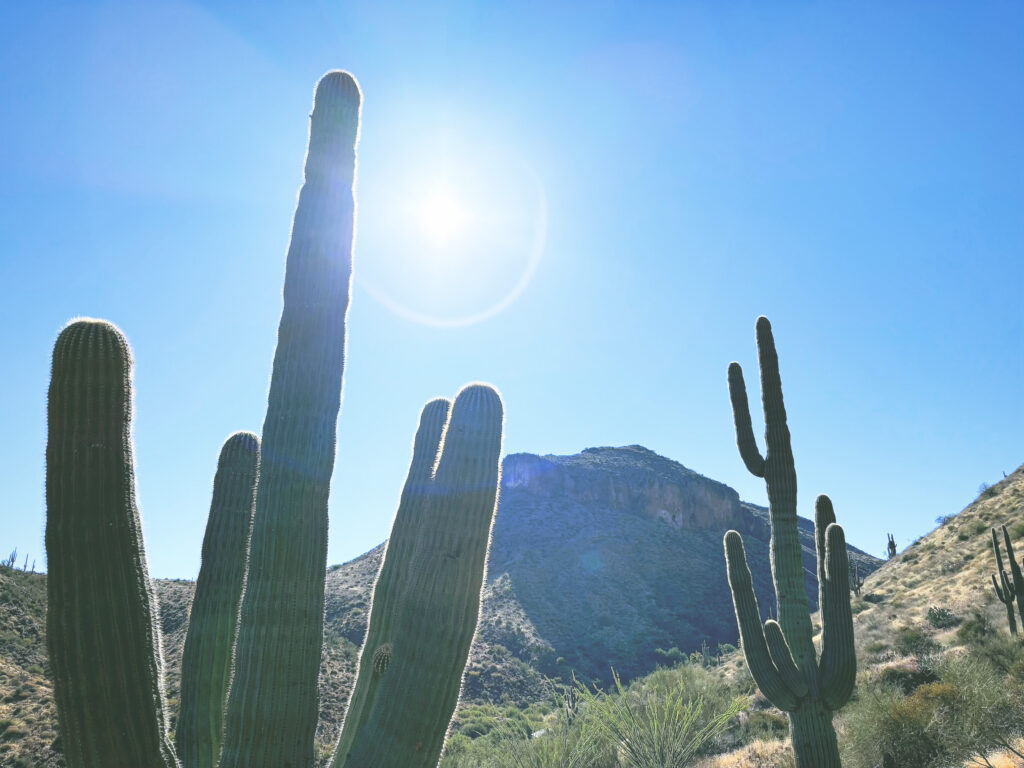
850;563;864;598
991;527;1019;635
723;317;854;768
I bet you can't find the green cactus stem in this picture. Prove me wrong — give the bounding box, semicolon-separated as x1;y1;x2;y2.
220;70;362;768
887;533;896;559
1000;525;1024;629
331;384;504;768
991;527;1018;635
723;317;855;768
45;319;178;768
176;432;260;768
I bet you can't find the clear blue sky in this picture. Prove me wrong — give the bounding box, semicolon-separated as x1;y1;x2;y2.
1;2;1021;578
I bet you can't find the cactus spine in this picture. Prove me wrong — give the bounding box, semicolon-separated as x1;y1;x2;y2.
723;316;855;768
45;319;178;768
219;70;361;768
331;385;504;768
176;433;260;768
991;527;1018;635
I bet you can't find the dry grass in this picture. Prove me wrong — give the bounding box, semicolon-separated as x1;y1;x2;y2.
846;466;1024;658
696;738;795;768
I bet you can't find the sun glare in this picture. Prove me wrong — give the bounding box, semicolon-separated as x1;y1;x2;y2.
417;186;468;244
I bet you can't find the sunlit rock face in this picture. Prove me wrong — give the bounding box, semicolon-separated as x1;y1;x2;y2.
501;446;762;536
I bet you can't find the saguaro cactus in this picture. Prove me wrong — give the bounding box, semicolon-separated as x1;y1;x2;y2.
219;70;362;768
176;432;260;768
850;563;864;598
991;527;1018;635
1001;525;1024;628
887;533;896;559
332;385;504;768
723;317;855;768
45;319;178;768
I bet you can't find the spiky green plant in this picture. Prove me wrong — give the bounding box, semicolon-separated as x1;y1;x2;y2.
991;527;1018;635
45;319;178;768
723;316;855;768
176;432;259;768
331;385;504;768
573;669;746;768
219;69;362;768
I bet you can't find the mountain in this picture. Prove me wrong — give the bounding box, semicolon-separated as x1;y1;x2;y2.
0;444;879;767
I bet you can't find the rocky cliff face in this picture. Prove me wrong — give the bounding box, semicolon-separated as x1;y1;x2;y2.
502;446;767;537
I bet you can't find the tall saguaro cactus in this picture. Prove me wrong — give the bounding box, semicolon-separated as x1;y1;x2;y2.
45;319;178;768
723;316;855;768
220;70;362;768
176;432;260;768
331;385;504;768
991;527;1019;635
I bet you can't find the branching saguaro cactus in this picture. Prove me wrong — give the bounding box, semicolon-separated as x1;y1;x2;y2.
331;385;504;768
45;319;178;768
991;527;1019;635
176;433;260;768
1000;525;1024;628
723;316;855;768
219;70;362;768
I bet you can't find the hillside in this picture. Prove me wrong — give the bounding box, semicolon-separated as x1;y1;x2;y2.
0;444;879;767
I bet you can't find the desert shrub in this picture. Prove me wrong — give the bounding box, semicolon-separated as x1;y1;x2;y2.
877;662;938;694
743;710;789;741
926;606;960;629
894;626;938;659
862;592;884;604
841;648;1024;768
956;609;997;646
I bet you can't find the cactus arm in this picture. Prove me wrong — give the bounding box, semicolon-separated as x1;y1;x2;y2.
176;433;259;768
220;71;362;768
724;531;800;711
819;522;856;709
764;620;809;698
1001;526;1024;626
993;528;1007;574
993;572;1009;602
814;495;835;612
727;362;766;478
332;385;504;768
45;320;178;768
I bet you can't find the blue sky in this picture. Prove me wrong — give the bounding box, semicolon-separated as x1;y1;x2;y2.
1;2;1021;578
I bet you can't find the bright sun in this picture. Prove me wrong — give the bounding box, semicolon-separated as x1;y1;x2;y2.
417;186;468;244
